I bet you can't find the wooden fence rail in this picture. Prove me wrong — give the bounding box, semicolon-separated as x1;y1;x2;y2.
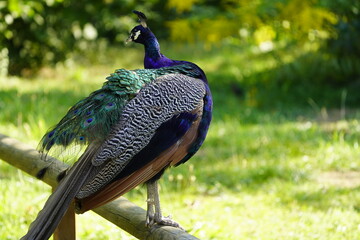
0;133;199;240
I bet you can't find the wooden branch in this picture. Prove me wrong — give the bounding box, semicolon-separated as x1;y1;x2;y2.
0;133;199;240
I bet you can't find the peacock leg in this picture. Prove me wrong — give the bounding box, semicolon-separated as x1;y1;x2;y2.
146;182;155;226
146;180;183;229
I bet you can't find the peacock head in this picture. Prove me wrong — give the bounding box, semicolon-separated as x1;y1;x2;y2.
127;25;151;44
127;10;155;45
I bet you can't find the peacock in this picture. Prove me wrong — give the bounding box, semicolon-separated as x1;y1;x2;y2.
21;11;212;240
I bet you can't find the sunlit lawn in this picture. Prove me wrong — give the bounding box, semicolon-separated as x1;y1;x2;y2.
0;45;360;239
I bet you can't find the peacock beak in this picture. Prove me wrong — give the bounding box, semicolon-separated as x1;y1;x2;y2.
125;36;133;44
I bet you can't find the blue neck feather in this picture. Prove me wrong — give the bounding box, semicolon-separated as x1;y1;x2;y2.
143;34;181;69
143;35;209;84
144;36;161;59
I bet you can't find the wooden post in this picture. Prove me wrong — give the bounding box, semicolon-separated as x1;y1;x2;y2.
53;198;76;240
0;133;200;240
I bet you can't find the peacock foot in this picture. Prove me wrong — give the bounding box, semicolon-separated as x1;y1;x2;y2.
146;181;184;230
146;213;184;230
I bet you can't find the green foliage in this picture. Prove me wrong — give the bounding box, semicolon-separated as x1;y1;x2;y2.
0;0;142;75
248;52;360;109
323;0;360;58
1;0;359;84
166;0;338;45
166;0;359;93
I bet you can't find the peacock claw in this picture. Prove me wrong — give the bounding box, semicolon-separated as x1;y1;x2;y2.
158;216;184;230
146;214;184;230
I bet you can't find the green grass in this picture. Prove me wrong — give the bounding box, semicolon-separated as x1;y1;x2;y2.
1;44;360;239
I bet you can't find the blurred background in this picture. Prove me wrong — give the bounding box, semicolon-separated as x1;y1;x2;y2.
0;0;360;239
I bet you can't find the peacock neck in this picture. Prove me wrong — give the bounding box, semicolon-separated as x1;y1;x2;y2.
143;36;176;69
144;37;161;60
142;35;208;86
